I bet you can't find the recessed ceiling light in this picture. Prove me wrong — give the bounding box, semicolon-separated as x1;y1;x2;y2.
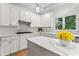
36;7;40;13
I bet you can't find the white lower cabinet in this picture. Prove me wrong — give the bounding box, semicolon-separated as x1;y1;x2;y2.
10;36;20;53
0;36;20;56
0;37;11;56
20;35;27;50
0;34;31;56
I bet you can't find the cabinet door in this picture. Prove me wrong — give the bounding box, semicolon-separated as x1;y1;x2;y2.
20;9;31;22
20;36;27;50
40;13;51;27
9;5;19;26
10;36;20;53
31;14;40;27
25;11;31;22
0;4;10;25
20;10;26;21
1;38;11;56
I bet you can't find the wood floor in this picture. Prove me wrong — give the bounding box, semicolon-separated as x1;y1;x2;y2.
15;48;28;56
10;48;28;56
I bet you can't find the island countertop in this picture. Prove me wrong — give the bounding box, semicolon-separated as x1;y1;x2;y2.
26;36;79;56
40;32;79;37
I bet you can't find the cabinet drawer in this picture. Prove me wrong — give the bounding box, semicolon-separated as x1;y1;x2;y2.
1;37;11;42
11;36;19;40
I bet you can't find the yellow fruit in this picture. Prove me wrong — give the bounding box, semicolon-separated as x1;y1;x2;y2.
56;30;75;41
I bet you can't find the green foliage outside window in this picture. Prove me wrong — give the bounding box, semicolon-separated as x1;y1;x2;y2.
65;15;76;29
56;15;76;30
56;17;63;29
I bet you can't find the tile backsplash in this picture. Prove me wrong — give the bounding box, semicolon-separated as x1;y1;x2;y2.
0;26;38;35
0;26;18;35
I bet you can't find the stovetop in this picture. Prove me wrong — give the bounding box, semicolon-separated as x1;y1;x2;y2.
16;32;32;34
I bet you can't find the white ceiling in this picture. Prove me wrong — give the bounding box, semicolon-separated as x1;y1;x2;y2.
11;3;55;14
11;3;79;14
37;3;51;7
35;3;53;8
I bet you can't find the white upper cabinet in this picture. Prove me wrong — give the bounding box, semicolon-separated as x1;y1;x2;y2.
40;13;51;27
9;4;19;26
19;9;31;22
19;10;26;21
31;13;40;27
0;3;51;27
31;13;51;27
25;12;31;22
0;4;10;25
0;4;19;26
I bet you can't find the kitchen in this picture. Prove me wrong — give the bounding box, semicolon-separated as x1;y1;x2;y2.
0;3;79;56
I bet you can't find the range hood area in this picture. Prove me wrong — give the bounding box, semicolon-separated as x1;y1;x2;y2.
18;20;31;27
16;20;32;34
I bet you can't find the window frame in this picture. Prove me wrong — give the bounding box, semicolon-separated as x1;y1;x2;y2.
56;15;76;30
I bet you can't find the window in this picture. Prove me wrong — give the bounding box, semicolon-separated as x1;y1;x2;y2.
65;15;76;29
56;15;76;30
56;17;63;29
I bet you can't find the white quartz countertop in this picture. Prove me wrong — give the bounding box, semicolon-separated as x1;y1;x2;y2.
0;33;34;38
0;34;18;38
26;36;79;56
40;32;79;37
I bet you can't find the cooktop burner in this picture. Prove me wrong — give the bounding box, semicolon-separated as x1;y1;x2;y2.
16;32;32;34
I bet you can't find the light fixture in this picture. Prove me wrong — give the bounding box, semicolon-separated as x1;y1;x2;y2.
36;7;40;13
